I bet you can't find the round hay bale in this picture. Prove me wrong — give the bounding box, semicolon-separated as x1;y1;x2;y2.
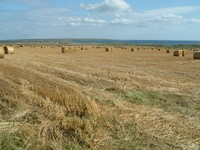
105;47;114;52
0;47;5;58
84;46;90;50
193;52;200;59
81;46;85;50
166;49;171;53
131;48;135;52
4;46;15;54
61;46;77;53
41;46;47;49
125;47;130;50
173;50;182;57
182;51;187;57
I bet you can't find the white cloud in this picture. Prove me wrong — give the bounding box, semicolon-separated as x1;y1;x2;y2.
83;18;106;24
57;17;106;26
142;6;200;16
188;18;200;23
80;0;131;13
111;18;132;25
110;13;187;27
150;14;184;23
57;17;82;26
108;6;200;27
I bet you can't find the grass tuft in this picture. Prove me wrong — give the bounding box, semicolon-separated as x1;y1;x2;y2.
0;130;25;150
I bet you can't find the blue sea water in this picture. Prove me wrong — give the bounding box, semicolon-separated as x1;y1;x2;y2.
72;39;200;45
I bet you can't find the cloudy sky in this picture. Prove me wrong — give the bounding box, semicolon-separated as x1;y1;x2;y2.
0;0;200;40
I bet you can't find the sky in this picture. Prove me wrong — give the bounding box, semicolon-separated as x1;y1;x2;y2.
0;0;200;40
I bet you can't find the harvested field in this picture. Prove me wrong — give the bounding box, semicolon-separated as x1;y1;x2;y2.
0;46;200;150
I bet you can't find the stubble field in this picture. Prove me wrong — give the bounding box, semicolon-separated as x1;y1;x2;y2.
0;46;200;149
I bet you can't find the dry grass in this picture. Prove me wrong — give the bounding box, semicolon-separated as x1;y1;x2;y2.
0;46;200;149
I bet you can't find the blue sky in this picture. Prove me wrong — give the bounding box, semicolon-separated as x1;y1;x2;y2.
0;0;200;40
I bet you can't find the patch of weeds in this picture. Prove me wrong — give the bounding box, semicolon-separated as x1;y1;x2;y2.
121;90;200;117
0;130;26;150
105;87;124;93
123;90;149;105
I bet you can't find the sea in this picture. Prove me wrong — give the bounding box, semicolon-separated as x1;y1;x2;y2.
72;39;200;45
0;39;200;45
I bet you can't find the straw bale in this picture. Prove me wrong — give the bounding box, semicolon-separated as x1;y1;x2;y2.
0;47;4;58
166;49;171;53
182;51;187;57
173;50;182;57
105;47;114;52
4;46;15;54
61;46;77;53
193;52;200;59
131;48;135;52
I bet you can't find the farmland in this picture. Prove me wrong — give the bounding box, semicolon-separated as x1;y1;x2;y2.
0;46;200;149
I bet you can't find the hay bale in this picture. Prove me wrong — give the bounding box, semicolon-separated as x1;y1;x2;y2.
193;52;200;59
182;51;187;57
173;50;182;57
4;46;15;54
84;46;90;51
125;47;130;50
166;49;171;53
41;46;47;49
61;46;77;53
131;48;135;52
105;47;114;52
0;47;4;58
81;46;85;50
